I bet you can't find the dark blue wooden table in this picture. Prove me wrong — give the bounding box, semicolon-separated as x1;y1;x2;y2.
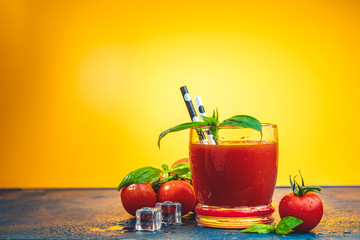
0;187;359;239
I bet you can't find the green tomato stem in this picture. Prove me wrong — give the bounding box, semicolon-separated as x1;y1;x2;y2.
290;171;322;197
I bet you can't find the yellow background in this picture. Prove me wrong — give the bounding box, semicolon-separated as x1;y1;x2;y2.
1;0;359;188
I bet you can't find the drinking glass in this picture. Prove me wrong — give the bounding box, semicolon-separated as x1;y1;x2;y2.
189;124;278;228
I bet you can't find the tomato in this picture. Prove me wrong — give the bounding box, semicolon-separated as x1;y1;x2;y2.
279;192;323;232
171;158;189;168
157;180;196;215
120;183;157;216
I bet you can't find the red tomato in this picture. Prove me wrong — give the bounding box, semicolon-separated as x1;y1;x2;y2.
157;180;196;215
279;192;323;232
120;183;157;216
171;158;189;168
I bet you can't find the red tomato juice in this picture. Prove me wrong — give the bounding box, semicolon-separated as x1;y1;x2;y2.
190;141;278;208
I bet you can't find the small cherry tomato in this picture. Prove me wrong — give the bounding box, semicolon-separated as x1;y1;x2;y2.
120;183;157;216
157;180;196;215
171;158;189;168
279;172;323;232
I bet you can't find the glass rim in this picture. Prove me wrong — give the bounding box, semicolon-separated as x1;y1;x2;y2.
261;123;277;128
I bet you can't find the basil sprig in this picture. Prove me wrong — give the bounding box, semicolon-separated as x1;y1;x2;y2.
158;110;262;147
240;216;303;235
117;163;191;192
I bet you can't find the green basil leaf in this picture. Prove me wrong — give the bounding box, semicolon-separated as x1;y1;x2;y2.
169;163;192;180
158;121;206;148
117;167;161;191
169;163;190;175
219;115;262;136
240;224;276;233
276;216;303;235
179;172;191;180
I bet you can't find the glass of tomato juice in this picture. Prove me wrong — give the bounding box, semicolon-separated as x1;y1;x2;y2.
189;124;278;228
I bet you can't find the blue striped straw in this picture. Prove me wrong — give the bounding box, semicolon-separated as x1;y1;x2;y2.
194;96;216;145
180;86;206;142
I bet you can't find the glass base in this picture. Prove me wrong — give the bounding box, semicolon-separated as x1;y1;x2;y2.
195;203;275;229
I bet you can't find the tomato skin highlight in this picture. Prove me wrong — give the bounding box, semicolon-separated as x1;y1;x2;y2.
157;180;196;215
279;192;323;232
171;158;189;168
120;183;157;216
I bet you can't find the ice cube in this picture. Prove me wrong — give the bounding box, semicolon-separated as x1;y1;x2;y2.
155;201;182;224
135;207;162;231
